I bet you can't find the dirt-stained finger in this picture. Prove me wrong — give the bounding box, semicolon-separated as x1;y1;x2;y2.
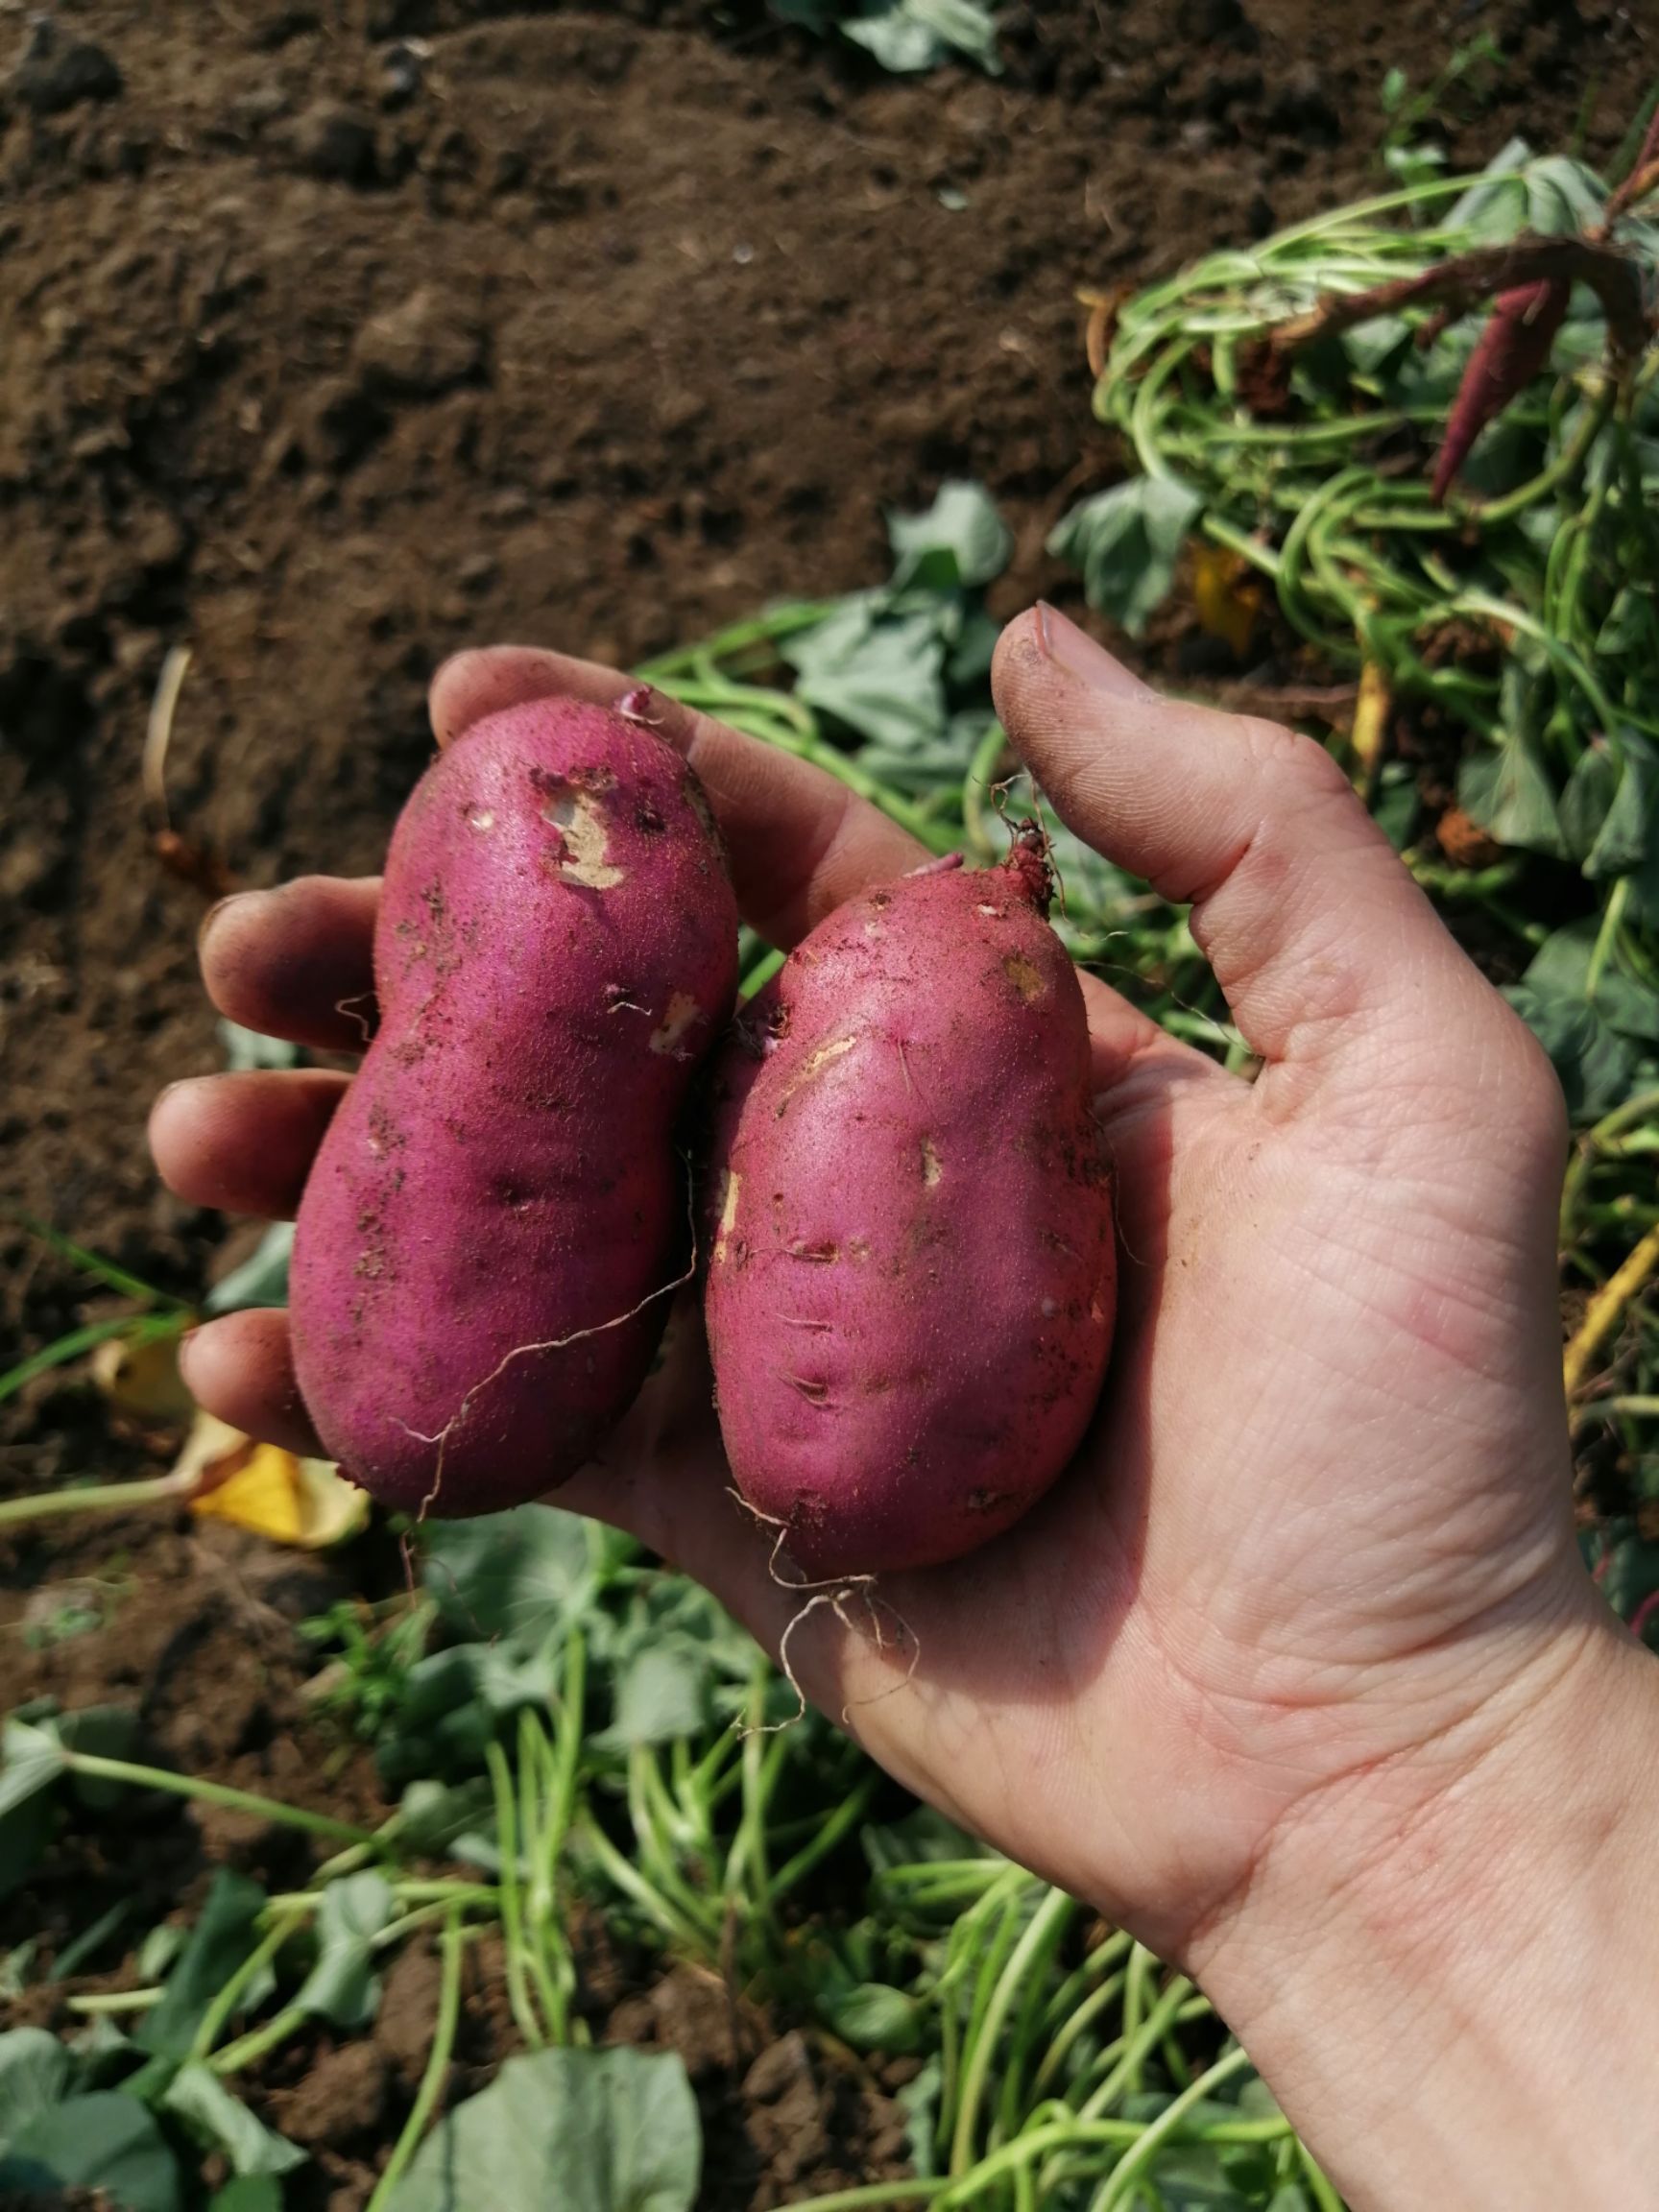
200;876;381;1051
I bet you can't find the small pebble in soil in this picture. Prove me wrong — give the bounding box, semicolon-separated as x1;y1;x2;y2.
9;16;123;113
289;100;378;182
377;40;428;110
354;288;485;397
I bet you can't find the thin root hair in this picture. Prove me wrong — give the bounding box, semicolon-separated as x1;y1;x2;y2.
397;1174;701;1526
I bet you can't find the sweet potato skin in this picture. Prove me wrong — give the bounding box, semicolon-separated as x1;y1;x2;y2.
704;849;1116;1576
1431;279;1571;504
290;695;738;1515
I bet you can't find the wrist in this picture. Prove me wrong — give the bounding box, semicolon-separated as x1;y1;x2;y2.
1187;1596;1659;2209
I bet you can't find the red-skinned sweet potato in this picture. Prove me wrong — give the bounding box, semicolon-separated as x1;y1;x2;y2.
290;693;738;1515
1431;279;1571;504
703;833;1116;1577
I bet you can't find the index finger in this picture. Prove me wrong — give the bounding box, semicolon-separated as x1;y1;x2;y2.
429;644;927;949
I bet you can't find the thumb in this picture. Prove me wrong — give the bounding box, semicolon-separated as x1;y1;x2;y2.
992;604;1551;1118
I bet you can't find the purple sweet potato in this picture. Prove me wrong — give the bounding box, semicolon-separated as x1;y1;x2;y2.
1431;279;1571;504
703;833;1116;1577
290;692;738;1516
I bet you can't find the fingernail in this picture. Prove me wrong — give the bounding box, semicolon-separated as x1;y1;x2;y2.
198;888;261;950
1035;602;1158;702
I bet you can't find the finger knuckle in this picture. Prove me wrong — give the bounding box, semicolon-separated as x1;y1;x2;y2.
1503;1008;1570;1153
1236;716;1356;812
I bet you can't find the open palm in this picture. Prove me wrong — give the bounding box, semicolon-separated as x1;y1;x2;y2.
153;606;1596;1995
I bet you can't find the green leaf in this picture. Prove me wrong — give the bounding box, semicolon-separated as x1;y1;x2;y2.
163;2064;306;2177
137;1871;268;2059
58;1705;143;1810
1046;478;1203;637
1585;736;1659;881
888;481;1012;592
396;1777;496;1858
385;2047;701;2212
1524;921;1659;1044
380;1639;563;1790
783;602;950;750
137;1922;190;1984
293;1873;396;2029
1371;762;1420;853
1503;985;1641;1120
210;2178;286;2212
69;2014;141;2086
0;1740;59;1903
768;0;838;29
862;1805;984;1873
54;1897;136;1982
816;1980;924;2055
1457;735;1567;858
900;2056;943;2178
1522;156;1607;236
843;0;1000;75
0;2028;71;2155
0;2091;181;2212
1341;312;1414;380
606;1646;709;1748
0;1718;67;1815
219;1021;301;1073
422;1505;593;1644
1447;138;1532;240
1559;743;1622;862
204;1222;295;1314
1596;589;1650;659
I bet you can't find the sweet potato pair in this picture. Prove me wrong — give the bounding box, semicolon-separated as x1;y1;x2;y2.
291;699;1115;1572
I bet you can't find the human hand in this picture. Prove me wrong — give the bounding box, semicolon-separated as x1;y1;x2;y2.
152;609;1656;2204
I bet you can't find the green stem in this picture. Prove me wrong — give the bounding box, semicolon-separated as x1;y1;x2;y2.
1581;1395;1659;1421
65;1988;164;2015
1299;2141;1348;2212
1078;1975;1196;2119
1092;2046;1259;2211
209;1999;310;2078
189;1912;301;2063
517;1708;570;2044
784;2187;949;2212
366;1909;467;2212
1118;1945;1154;2098
769;1770;879;1901
486;1739;545;2050
1030;1973;1128;2098
1585;875;1632;1005
1561;1086;1659;1240
950;1887;1075;2173
963;721;1011;862
729;1661;778;1928
583;1818;715;1953
0;1467;198;1528
944;2106;1286;2207
51;1751;376;1848
740;945;786;999
6;1214;194;1309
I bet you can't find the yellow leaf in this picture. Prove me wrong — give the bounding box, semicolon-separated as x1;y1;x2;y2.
91;1332;194;1424
173;1408;369;1549
1351;659;1392;779
1191;543;1262;657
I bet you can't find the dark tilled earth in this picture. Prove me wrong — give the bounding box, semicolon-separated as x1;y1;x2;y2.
2;2;1654;2203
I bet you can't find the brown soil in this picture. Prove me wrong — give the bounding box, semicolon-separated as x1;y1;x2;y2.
2;3;1653;2204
